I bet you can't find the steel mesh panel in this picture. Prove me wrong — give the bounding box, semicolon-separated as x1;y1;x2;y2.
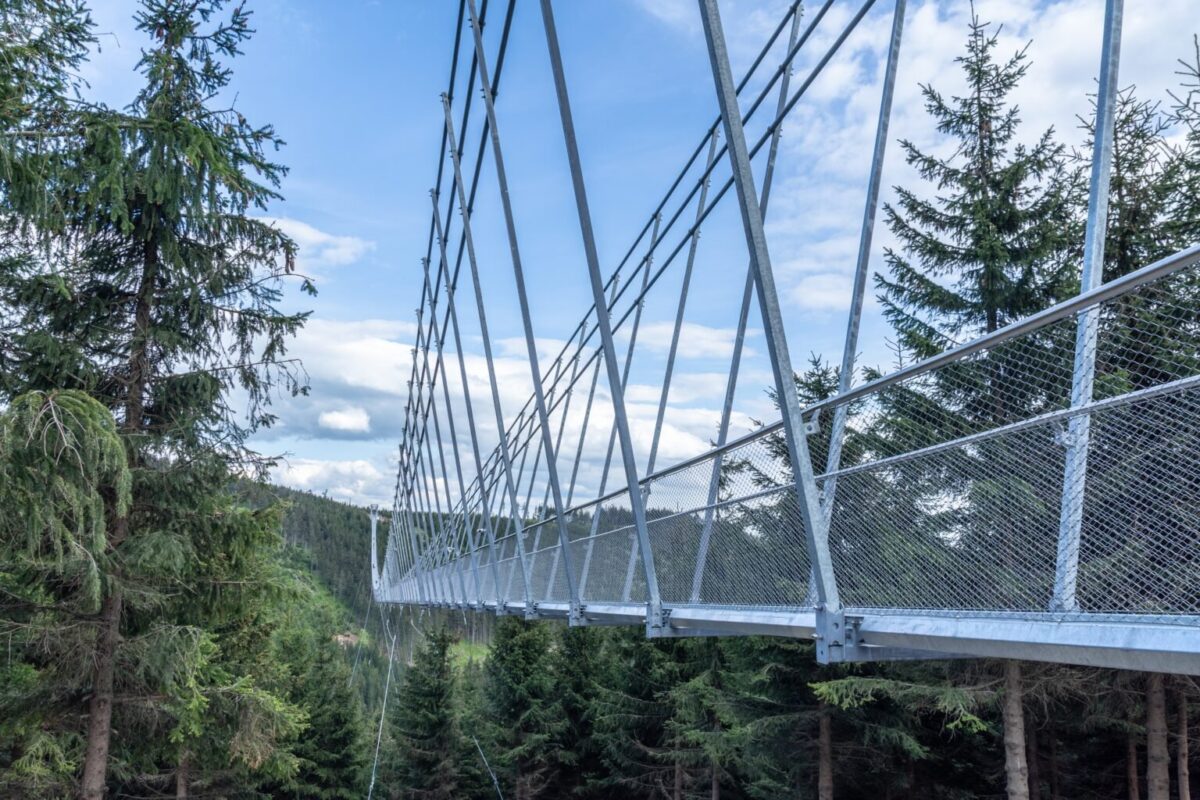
825;268;1200;472
1076;388;1200;614
550;423;816;608
579;526;637;602
527;541;557;601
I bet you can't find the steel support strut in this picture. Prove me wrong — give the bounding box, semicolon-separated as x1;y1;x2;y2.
539;0;667;630
440;94;535;614
466;0;583;620
691;2;804;605
1052;0;1123;612
696;0;843;657
822;0;906;509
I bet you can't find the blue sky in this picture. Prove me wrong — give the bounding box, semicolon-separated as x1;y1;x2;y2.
79;0;1199;506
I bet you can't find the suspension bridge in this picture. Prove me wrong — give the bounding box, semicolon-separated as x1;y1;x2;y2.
367;0;1200;675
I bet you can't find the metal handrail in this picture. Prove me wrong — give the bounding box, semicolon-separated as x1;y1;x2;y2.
494;242;1200;529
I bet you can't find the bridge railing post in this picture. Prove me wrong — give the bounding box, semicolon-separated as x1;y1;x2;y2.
539;0;667;631
695;0;842;656
368;504;381;601
1052;0;1123;613
440;92;536;616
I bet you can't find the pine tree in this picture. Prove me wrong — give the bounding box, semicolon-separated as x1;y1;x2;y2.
871;12;1078;800
384;627;474;800
0;0;310;795
484;618;567;800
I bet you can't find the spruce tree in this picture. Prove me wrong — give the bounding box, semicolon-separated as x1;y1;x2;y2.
384;627;474;800
0;390;129;797
877;11;1076;352
1168;36;1200;241
871;13;1078;800
0;0;92;220
663;638;739;800
546;625;605;798
285;643;369;799
590;627;678;799
485;618;567;800
0;0;310;795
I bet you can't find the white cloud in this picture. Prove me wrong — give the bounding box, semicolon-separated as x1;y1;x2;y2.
630;0;793;54
790;273;853;311
259;216;375;277
275;458;384;502
496;336;571;365
630;0;696;33
620;321;752;360
318;407;371;433
295;318;417;396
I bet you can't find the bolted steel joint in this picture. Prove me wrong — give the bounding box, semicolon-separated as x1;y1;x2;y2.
814;605;849;664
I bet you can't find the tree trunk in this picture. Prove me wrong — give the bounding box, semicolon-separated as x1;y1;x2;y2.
1026;715;1041;800
1048;727;1061;800
81;224;157;799
80;591;122;800
1180;689;1192;800
176;751;189;799
1002;661;1031;800
818;700;834;800
1129;733;1142;800
674;758;682;800
711;761;720;800
1148;673;1170;800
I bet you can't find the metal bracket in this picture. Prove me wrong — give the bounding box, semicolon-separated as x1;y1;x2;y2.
804;408;822;436
646;603;669;635
814;604;848;663
1052;422;1081;448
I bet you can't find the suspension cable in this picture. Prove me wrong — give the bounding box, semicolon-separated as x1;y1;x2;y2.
366;622;400;800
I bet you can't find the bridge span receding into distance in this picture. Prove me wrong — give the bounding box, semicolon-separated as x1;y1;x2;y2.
369;0;1200;675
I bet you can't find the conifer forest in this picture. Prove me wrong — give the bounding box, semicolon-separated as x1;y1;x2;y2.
2;0;1200;798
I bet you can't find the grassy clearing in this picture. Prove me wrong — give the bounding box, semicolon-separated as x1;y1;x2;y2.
450;638;489;668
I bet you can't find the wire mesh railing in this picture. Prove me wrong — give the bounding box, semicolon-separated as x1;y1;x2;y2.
394;244;1200;620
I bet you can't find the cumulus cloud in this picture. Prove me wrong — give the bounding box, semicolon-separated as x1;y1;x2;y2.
259;216;375;278
619;321;752;360
276;458;385;502
318;407;371;433
790;273;853;311
296;318;417;396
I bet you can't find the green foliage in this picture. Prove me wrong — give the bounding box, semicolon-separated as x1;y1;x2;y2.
812;676;987;735
0;390;129;612
877;10;1077;352
0;0;94;227
382;627;478;800
483;618;568;799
